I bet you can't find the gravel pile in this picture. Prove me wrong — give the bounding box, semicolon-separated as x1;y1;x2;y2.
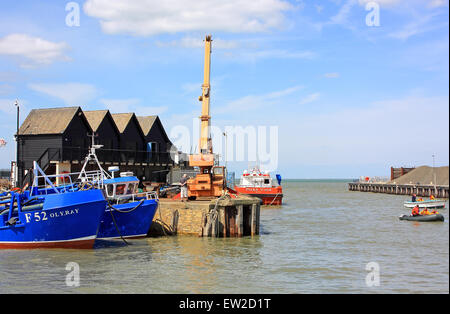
390;166;449;185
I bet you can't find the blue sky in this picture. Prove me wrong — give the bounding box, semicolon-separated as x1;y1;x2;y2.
0;0;448;178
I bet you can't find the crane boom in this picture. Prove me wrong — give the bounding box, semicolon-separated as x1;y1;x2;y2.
199;35;212;154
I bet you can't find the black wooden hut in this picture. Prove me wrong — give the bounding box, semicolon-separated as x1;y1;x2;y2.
16;106;92;186
16;107;176;186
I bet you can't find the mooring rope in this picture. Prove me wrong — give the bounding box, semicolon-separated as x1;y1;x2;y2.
107;199;144;213
268;192;280;206
108;208;129;245
105;199;145;245
207;194;229;237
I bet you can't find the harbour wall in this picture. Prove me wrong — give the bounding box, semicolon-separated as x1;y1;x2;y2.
148;197;261;237
348;182;449;198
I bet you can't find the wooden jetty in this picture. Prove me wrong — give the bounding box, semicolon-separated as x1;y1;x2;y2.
348;182;449;198
148;196;261;238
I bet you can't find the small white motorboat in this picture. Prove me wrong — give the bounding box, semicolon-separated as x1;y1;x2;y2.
403;199;446;209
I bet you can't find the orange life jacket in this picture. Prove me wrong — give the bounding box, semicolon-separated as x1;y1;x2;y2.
412;206;420;216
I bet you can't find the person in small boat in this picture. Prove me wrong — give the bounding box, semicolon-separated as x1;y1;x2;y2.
430;194;435;200
431;209;439;215
411;194;417;202
411;205;420;216
417;197;424;202
420;207;431;215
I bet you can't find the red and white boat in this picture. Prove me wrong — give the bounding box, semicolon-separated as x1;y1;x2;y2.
234;167;283;205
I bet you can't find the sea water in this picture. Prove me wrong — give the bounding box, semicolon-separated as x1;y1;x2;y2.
0;180;448;293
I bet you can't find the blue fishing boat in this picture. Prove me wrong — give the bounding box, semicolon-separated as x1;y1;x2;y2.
7;142;159;243
66;143;158;240
0;187;105;249
97;175;158;239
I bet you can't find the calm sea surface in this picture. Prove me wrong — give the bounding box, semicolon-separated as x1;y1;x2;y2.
1;181;448;293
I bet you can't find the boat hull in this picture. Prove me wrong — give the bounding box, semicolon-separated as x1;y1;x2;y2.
97;199;158;240
234;187;283;205
399;214;444;222
403;200;446;209
0;189;106;249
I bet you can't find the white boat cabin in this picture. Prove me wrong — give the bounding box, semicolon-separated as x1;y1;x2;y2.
239;168;274;188
103;176;139;199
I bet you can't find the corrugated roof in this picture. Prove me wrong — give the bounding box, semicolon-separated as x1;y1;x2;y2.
136;116;158;135
111;113;134;133
18;107;81;135
84;110;109;132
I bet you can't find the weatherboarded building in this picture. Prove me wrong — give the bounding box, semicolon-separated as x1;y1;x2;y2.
84;110;121;151
16;107;176;187
17;106;92;186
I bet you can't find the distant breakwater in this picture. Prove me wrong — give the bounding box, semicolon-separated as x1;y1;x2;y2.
348;182;449;198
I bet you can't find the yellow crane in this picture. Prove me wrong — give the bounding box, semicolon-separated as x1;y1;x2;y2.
187;35;226;199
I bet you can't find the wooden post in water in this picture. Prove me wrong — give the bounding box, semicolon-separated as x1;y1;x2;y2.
251;204;257;236
252;203;261;236
236;205;243;237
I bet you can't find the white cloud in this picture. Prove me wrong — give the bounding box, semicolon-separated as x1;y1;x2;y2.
99;98;168;116
216;85;304;114
29;83;97;105
428;0;448;8
358;0;447;7
388;12;446;40
357;0;402;6
324;72;340;78
0;34;70;67
83;0;293;36
222;49;316;62
299;92;320;105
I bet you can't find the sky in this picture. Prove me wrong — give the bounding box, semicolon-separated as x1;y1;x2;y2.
0;0;448;179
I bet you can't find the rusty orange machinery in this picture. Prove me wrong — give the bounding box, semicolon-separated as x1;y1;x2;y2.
187;154;226;198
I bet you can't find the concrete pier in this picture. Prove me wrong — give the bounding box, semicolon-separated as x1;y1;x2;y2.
348;182;449;198
148;196;261;237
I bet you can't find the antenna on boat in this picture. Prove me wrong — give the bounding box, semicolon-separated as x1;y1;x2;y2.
78;133;110;181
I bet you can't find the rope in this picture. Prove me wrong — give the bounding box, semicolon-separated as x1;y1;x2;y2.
79;181;94;191
154;201;171;236
108;208;129;245
107;199;144;213
268;192;280;206
105;199;145;245
206;194;229;237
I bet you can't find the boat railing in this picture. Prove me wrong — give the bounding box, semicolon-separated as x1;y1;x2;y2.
113;191;158;204
32;170;106;195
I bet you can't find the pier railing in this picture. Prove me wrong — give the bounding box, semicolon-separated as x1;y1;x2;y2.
348;182;449;198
